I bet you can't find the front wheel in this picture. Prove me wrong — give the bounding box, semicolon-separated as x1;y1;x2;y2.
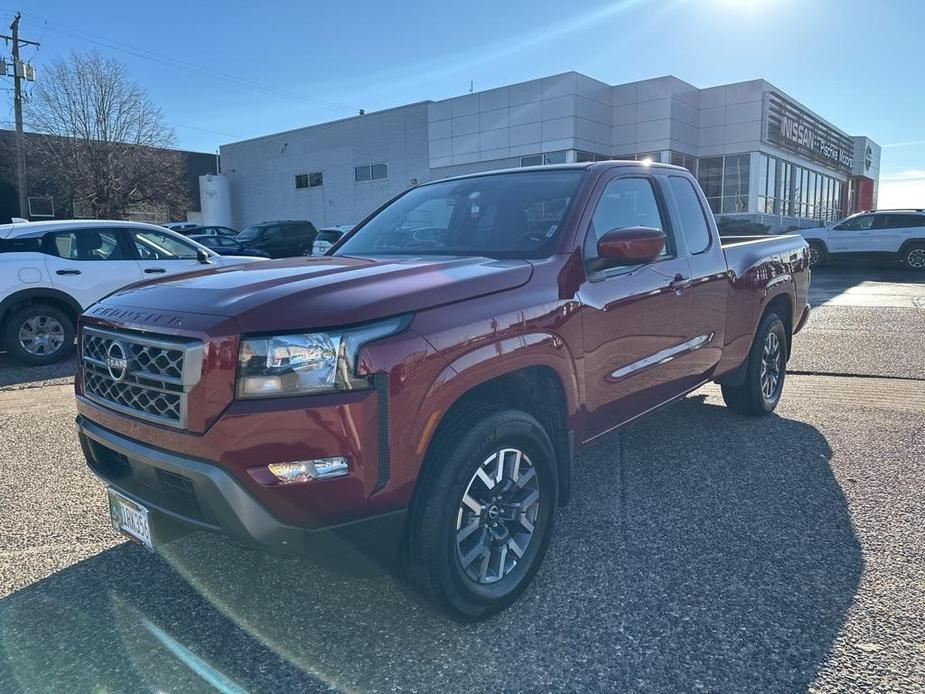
401;404;558;622
901;245;925;271
721;312;787;416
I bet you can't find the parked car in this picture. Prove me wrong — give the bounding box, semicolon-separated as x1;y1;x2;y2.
311;225;354;255
0;220;265;365
235;220;318;258
800;209;925;269
189;234;270;258
74;163;810;621
162;222;200;233
178;225;238;238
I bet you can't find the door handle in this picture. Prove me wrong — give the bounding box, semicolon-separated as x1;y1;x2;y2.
669;274;692;292
55;269;81;275
144;268;167;274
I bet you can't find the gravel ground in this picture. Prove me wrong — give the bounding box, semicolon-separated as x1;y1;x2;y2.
0;267;923;692
0;353;76;391
789;305;925;380
0;374;922;693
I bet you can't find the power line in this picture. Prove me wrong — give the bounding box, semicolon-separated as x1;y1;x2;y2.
9;10;360;116
169;122;245;140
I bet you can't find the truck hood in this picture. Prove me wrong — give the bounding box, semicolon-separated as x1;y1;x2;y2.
102;255;534;332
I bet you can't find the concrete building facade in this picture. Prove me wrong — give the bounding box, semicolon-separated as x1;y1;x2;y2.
219;72;880;232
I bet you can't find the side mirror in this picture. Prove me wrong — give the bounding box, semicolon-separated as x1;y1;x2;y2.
594;226;666;268
196;248;212;264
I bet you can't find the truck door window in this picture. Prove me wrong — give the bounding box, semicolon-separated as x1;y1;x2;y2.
584;177;670;269
668;176;712;254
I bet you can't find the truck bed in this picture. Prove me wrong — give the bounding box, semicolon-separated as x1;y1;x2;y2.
720;233;808;280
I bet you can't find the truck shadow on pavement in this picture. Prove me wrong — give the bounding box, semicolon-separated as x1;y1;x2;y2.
0;396;862;693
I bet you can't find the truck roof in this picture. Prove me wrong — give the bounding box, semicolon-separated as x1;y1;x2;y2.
428;160;688;186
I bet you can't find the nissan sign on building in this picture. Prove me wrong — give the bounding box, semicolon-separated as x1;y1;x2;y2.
764;93;855;173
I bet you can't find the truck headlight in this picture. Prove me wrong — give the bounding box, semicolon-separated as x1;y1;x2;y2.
236;316;407;398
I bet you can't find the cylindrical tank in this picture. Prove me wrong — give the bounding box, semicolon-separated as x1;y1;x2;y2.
199;174;232;227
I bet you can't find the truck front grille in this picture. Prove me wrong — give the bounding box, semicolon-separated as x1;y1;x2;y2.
81;326;204;429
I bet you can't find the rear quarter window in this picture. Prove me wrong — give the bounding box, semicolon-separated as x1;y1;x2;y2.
0;236;43;253
668;176;712;254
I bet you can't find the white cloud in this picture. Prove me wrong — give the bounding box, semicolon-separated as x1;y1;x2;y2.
881;140;925;149
878;169;925;208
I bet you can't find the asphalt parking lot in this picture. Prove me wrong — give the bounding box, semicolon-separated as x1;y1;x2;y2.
1;266;923;692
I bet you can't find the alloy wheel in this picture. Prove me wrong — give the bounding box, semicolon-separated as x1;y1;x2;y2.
759;331;783;401
18;315;65;356
907;248;925;269
455;448;540;585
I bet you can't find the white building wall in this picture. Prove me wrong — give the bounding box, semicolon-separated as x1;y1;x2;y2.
427;72;612;171
218;73;877;229
219;103;430;229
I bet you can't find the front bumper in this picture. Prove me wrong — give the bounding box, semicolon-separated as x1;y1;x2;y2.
77;415;407;565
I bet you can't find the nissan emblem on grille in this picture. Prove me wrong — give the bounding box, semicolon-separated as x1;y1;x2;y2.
80;326;204;429
105;340;129;383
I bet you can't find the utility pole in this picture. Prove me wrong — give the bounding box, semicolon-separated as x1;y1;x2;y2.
2;13;39;218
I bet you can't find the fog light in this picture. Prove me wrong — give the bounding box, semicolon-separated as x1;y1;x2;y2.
266;457;348;484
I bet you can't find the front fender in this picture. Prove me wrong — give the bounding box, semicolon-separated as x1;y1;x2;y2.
414;330;581;455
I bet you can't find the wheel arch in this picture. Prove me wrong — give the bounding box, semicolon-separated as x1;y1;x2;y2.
716;290;793;387
414;355;578;508
0;288;82;336
898;238;925;259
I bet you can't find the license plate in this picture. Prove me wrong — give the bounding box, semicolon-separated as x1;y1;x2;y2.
108;488;153;550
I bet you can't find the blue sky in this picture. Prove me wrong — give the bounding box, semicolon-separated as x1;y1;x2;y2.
5;0;924;205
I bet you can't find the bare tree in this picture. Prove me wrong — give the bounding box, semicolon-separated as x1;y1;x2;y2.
25;51;190;219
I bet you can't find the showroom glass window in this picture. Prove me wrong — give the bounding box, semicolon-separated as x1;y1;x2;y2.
697;157;723;213
722;154;750;214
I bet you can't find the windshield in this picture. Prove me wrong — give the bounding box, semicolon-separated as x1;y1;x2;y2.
236;225;262;242
335;170;585;259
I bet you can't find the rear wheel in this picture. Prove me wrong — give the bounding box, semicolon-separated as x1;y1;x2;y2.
401;404;558;622
3;304;75;365
807;241;827;268
901;244;925;271
721;312;787;416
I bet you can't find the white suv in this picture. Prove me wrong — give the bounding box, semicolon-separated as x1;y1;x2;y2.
801;209;925;269
0;220;265;365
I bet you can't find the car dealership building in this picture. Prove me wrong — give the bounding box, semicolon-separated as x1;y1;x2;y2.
218;72;880;232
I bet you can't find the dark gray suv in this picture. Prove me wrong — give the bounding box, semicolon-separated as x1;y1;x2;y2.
235;220;318;258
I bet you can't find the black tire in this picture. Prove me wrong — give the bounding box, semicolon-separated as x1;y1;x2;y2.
721;312;787;417
900;244;925;271
401;403;558;622
2;304;75;365
807;241;827;268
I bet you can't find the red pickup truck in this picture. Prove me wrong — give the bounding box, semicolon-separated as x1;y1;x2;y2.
75;162;810;621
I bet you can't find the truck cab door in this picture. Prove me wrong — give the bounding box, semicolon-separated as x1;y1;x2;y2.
577;174;700;442
662;174;727;379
